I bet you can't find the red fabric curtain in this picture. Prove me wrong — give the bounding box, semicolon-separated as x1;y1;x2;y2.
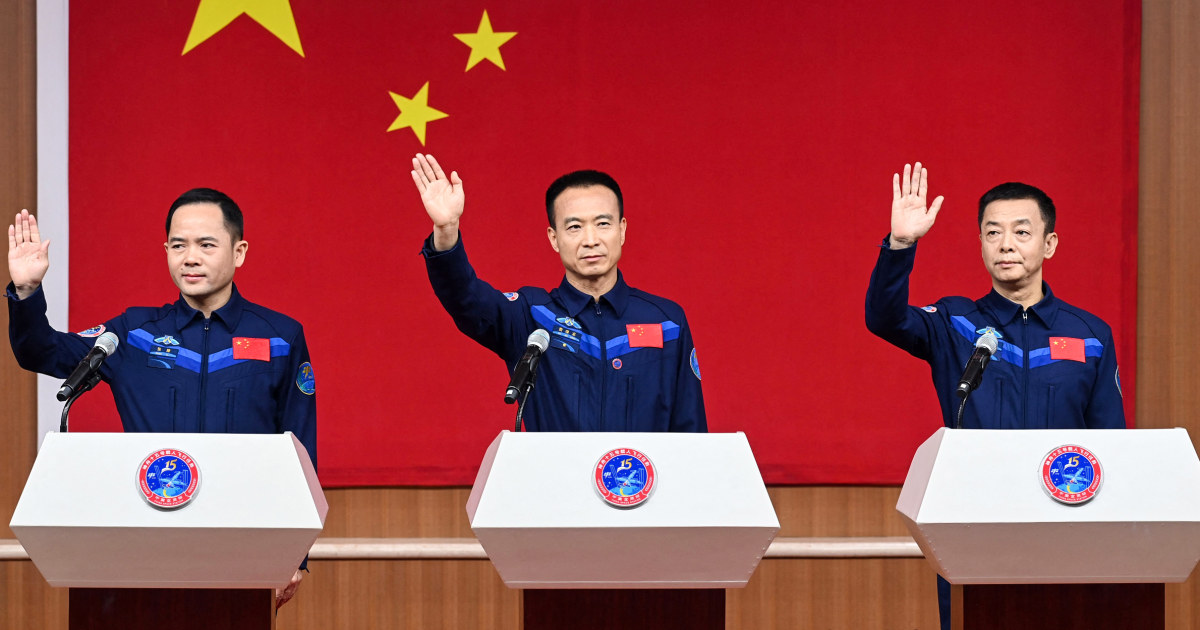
66;0;1139;486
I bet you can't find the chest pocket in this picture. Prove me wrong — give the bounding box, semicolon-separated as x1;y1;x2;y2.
213;362;284;434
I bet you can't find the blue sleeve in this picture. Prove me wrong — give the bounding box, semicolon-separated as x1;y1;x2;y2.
1084;327;1127;429
422;233;530;366
669;312;707;433
278;325;318;472
7;283;96;378
864;236;938;361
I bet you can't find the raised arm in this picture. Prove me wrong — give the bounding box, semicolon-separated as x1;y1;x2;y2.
411;153;464;251
889;162;944;249
8;209;51;299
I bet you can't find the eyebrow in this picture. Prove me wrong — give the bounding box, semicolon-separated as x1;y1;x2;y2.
168;235;221;243
983;218;1033;227
563;213;616;224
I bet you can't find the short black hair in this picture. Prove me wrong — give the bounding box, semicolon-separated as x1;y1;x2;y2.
978;182;1056;234
545;170;623;227
166;188;245;241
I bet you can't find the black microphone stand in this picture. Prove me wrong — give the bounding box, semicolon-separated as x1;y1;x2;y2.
59;372;102;433
511;361;541;432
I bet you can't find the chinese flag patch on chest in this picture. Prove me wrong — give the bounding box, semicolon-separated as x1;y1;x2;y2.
1049;337;1086;362
627;324;663;348
233;337;271;361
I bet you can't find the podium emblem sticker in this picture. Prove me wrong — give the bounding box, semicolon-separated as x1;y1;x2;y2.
137;449;200;509
1041;445;1102;505
594;448;656;508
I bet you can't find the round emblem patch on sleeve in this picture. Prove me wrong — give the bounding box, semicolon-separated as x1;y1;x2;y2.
76;324;106;338
503;291;519;301
1041;445;1102;505
690;348;701;380
296;361;316;395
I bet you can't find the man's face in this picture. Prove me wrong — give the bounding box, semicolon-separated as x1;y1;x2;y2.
979;198;1058;291
546;185;626;288
165;202;247;311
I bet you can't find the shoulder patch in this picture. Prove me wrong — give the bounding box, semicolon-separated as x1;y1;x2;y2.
503;292;519;302
296;362;316;395
76;324;105;338
690;348;701;380
921;305;937;313
1115;366;1122;397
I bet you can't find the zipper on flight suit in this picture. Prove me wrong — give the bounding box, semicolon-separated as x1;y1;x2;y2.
594;301;606;425
1021;309;1029;427
199;319;211;431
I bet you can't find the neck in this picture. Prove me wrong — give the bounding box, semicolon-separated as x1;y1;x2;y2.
566;272;618;302
993;278;1044;309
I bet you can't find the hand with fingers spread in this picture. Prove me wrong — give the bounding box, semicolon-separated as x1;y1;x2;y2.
889;162;944;250
411;153;465;251
8;209;51;299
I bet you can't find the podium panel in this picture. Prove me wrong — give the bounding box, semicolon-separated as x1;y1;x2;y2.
897;427;1200;584
10;431;327;588
468;431;779;588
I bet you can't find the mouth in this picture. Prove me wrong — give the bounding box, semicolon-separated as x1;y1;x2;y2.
181;273;206;283
581;255;604;263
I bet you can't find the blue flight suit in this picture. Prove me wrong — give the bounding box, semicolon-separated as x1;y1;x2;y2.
7;283;318;470
422;234;706;432
864;237;1126;630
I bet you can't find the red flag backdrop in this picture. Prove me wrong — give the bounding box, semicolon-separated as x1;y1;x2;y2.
66;1;1139;486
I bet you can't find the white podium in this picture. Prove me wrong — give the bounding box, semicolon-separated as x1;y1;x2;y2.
10;431;327;630
468;431;779;630
897;427;1200;629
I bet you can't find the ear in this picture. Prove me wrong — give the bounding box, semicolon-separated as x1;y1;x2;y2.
546;227;560;253
619;217;627;246
234;240;249;268
1043;232;1058;259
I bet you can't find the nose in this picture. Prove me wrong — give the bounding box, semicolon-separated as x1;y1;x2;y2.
998;231;1015;251
582;225;600;246
182;245;202;265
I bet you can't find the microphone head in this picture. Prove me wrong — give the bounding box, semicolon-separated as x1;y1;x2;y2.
95;331;119;356
975;330;998;354
528;329;550;352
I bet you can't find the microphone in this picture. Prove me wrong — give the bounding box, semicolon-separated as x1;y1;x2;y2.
57;332;119;401
955;330;998;400
505;329;550;404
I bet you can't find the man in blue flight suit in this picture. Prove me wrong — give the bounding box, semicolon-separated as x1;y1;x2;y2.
411;153;705;432
864;163;1126;630
6;189;316;607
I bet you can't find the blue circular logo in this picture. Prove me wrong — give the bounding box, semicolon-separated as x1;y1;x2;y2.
690;348;701;380
594;448;656;507
137;449;200;508
1041;445;1102;505
296;362;315;395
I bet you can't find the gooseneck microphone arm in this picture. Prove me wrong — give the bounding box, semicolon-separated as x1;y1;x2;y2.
954;330;998;429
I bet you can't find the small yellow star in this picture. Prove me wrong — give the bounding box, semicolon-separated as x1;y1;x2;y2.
453;11;517;72
387;83;449;146
183;0;305;57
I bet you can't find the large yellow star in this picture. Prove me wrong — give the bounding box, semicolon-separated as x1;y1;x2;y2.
453;11;517;71
183;0;305;57
387;83;448;146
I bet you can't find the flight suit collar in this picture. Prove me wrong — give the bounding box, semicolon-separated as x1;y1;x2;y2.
980;282;1058;328
174;284;246;331
557;272;630;318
